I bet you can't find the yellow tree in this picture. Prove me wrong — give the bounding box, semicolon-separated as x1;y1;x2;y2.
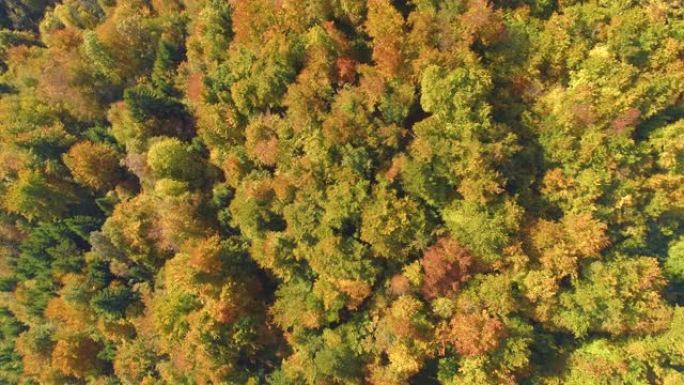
63;141;121;191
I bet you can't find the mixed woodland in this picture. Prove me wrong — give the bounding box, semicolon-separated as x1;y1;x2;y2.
0;0;683;384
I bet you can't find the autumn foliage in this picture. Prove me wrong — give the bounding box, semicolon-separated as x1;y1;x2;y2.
0;1;683;385
421;237;472;300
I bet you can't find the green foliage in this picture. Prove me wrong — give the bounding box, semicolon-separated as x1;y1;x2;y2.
82;30;120;83
124;84;186;123
90;285;138;321
442;200;520;263
0;1;682;384
360;184;432;260
420;64;492;123
0;307;24;383
146;137;204;183
2;170;77;221
664;236;684;283
0;0;57;30
553;257;671;337
51;0;104;30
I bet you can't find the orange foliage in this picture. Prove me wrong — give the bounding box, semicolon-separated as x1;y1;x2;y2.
15;333;51;377
530;213;609;278
446;311;506;356
51;336;101;379
272;173;296;201
541;168;575;197
366;0;406;78
151;0;183;15
390;274;411;296
460;0;506;46
384;156;405;181
337;279;372;309
45;296;91;332
94;2;155;79
229;0;276;46
36;37;109;120
222;154;250;187
336;56;358;84
186;234;223;275
421;237;473;300
186;71;205;105
211;279;263;324
63;141;121;191
244;178;275;203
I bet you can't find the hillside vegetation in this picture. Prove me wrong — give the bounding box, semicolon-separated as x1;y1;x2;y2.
0;1;682;384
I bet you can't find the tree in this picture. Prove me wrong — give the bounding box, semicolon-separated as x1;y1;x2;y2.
421;237;473;300
0;0;57;30
2;1;684;384
146;137;204;183
2;170;76;222
365;0;407;78
444;311;505;357
90;285;139;321
360;185;432;260
664;236;684;303
0;307;25;383
113;339;158;385
50;334;101;379
63;141;121;191
124;85;186;123
442;200;521;264
528;213;609;279
551;257;672;337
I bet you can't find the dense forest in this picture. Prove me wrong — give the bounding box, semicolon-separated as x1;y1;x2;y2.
0;0;682;384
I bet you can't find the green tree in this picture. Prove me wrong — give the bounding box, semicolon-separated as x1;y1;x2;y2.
146;137;204;183
90;285;139;321
2;170;76;222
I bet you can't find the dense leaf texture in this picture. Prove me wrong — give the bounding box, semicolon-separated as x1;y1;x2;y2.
0;1;682;384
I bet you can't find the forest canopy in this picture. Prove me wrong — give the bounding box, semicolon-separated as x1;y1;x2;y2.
0;0;683;384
